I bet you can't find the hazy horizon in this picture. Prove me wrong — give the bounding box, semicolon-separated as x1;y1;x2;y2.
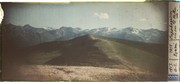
2;2;168;31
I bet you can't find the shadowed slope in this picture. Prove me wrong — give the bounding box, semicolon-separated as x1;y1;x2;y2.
3;35;167;80
19;35;122;67
17;35;167;72
45;35;121;67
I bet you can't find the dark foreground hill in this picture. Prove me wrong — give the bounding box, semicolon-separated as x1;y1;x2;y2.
2;35;167;81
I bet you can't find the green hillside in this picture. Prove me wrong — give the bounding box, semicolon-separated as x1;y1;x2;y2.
4;35;167;80
97;36;167;73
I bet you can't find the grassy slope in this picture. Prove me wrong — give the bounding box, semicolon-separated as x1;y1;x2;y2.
3;35;167;80
94;36;167;73
19;35;167;72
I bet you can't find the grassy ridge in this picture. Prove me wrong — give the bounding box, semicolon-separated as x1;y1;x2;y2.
93;36;167;74
6;35;167;80
19;35;167;72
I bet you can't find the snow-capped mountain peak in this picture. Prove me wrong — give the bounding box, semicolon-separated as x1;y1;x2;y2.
4;24;166;44
44;27;54;30
121;27;142;35
107;27;118;32
131;29;142;35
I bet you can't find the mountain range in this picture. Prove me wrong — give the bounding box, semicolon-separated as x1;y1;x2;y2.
2;24;167;49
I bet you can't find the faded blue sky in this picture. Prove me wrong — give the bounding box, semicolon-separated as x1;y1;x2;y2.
3;2;168;30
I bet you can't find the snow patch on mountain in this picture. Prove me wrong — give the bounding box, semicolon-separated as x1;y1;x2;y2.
4;24;167;44
44;27;54;30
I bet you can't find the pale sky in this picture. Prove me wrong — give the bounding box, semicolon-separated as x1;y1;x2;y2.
2;2;168;31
